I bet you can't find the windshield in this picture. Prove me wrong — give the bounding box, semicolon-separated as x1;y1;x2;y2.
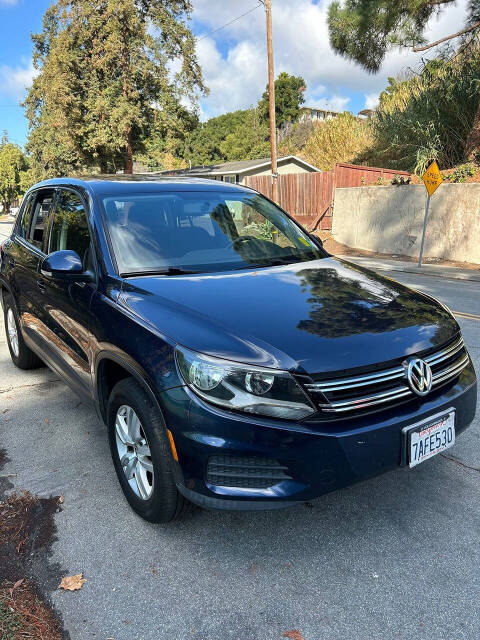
101;190;326;275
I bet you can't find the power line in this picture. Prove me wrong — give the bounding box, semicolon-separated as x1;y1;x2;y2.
196;3;263;43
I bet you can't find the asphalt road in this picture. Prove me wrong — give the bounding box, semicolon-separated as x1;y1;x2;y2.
0;241;479;640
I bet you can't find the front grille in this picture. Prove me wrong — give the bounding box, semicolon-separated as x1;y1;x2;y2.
304;336;469;416
206;455;291;489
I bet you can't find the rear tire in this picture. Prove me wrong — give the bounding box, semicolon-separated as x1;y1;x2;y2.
107;377;191;523
3;294;43;370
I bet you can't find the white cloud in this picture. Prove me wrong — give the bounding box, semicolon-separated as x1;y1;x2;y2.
196;36;267;119
0;0;19;5
364;93;380;110
0;60;36;100
308;94;351;112
193;0;469;119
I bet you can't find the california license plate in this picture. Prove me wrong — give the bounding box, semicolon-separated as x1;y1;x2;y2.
407;410;455;468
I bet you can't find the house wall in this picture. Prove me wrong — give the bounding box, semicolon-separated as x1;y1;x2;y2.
332;184;480;264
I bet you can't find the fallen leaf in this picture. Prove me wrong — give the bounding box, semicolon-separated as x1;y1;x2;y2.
9;579;24;596
152;568;158;576
16;537;26;553
58;495;64;504
59;574;86;591
44;418;49;424
283;631;305;640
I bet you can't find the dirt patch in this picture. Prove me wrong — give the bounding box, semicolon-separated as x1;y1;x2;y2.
0;580;62;640
0;451;69;639
317;233;480;271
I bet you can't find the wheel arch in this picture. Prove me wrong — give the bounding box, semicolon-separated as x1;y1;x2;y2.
0;280;13;306
95;350;167;426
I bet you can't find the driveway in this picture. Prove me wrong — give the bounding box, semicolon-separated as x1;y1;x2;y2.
0;245;479;640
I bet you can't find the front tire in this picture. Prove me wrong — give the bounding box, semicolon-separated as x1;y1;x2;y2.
107;377;190;523
3;294;43;370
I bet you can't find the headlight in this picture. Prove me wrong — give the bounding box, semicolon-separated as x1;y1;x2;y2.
175;346;315;420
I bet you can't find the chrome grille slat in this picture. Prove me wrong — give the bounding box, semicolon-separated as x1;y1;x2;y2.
432;354;469;386
305;366;405;393
319;386;412;412
425;337;464;366
306;337;468;415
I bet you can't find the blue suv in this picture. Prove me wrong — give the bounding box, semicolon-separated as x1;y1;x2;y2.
0;177;476;522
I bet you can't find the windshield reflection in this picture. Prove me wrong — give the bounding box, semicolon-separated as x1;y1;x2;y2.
102;191;325;275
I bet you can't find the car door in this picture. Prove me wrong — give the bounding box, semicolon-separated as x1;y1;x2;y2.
36;187;98;399
7;188;56;358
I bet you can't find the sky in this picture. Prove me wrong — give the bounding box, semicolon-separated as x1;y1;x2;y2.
0;0;470;148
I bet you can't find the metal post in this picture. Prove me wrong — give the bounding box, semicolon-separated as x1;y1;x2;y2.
264;0;278;204
418;194;431;267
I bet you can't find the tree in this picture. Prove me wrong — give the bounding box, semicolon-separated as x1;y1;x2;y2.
219;109;269;161
25;0;205;177
136;103;199;171
0;143;28;213
328;0;480;160
258;72;306;127
184;110;255;166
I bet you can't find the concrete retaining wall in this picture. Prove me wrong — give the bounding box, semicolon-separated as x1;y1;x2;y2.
332;184;480;264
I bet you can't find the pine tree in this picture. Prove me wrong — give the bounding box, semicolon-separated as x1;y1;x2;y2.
25;0;205;177
327;0;480;160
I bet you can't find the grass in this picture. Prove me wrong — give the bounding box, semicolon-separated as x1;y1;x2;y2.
0;597;22;640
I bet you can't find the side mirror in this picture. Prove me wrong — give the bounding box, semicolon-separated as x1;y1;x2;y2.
41;250;92;282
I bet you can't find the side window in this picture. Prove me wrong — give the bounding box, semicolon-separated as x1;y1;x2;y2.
19;195;34;238
28;190;55;250
49;190;92;270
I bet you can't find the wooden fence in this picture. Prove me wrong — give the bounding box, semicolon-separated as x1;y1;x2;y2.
244;172;334;230
244;163;410;231
335;163;409;189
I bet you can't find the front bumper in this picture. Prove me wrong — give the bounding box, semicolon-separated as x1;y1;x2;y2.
160;363;477;510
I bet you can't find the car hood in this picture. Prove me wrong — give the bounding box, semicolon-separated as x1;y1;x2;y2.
119;257;458;375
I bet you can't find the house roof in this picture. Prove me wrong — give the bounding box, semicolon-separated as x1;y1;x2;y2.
300;106;341;116
157;155;320;177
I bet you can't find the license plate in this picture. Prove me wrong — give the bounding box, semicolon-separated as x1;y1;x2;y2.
407;410;455;468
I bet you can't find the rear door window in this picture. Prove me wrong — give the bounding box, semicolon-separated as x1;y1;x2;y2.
19;194;34;238
28;190;55;250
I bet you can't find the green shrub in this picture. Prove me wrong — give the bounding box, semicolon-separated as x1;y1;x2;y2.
371;47;480;173
445;163;477;182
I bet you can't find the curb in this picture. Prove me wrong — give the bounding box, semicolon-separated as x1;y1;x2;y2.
338;256;480;283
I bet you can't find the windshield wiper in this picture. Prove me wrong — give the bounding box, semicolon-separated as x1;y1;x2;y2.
232;257;302;270
121;267;202;277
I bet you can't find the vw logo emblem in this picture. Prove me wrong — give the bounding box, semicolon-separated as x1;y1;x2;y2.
406;358;433;396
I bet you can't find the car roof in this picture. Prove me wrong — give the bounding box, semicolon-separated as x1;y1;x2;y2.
30;175;253;196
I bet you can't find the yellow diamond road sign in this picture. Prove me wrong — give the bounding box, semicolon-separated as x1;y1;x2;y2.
422;161;443;197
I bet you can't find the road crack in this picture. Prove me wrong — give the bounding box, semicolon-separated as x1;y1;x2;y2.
0;379;61;395
440;453;480;473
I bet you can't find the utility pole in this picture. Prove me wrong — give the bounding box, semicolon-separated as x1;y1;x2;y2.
264;0;278;203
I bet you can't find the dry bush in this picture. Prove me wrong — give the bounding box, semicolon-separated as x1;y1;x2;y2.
301;113;375;170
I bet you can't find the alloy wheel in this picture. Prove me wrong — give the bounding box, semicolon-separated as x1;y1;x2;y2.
115;405;154;500
7;308;19;358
